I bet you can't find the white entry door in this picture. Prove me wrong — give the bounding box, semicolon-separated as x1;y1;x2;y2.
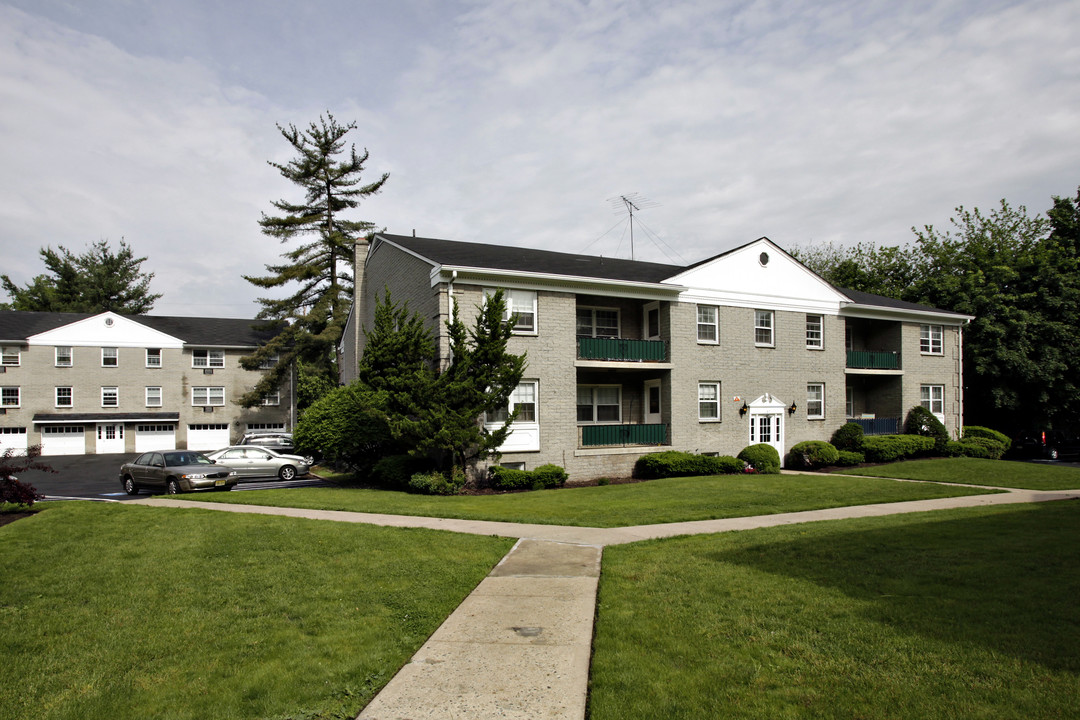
748;393;787;466
644;380;662;425
96;423;126;454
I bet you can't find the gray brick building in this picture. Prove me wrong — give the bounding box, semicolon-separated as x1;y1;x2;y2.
0;311;295;455
341;234;972;480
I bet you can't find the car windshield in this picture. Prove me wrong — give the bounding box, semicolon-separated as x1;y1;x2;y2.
163;452;213;467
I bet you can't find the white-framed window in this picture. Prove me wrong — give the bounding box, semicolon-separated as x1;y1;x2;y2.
807;383;824;419
55;346;73;367
486;288;537;334
846;386;855;418
101;386;119;408
486;381;538;424
576;307;619;338
146;348;162;368
259;353;280;370
0;387;19;407
261;391;281;407
55;387;73;408
698;382;720;421
644;303;661;340
696;305;719;344
920;325;943;355
754;310;774;347
921;384;945;418
192;349;225;368
1;347;21;366
102;347;118;367
192;386;225;406
146;387;162;407
577;385;621;423
806;315;823;349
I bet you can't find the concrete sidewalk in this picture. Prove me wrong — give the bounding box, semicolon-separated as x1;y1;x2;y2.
128;487;1080;719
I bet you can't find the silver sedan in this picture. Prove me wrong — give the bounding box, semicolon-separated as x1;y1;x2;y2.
204;446;313;481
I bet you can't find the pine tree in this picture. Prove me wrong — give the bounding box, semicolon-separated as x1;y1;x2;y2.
240;113;388;406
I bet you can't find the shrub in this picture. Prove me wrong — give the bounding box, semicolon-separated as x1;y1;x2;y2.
787;441;840;470
372;454;433;489
737;444;781;474
834;450;865;466
531;464;568;489
634;451;743;479
488;464;568;491
905;405;950;454
407;468;465;495
0;447;51;507
0;476;44;507
953;436;1007;460
862;435;936;463
831;422;865;452
294;384;400;473
963;426;1011;453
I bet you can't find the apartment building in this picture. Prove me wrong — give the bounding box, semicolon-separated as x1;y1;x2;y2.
0;310;294;455
341;234;972;479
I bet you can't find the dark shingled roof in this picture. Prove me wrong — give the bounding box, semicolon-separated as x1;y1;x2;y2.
838;288;962;316
0;310;280;346
379;234;685;284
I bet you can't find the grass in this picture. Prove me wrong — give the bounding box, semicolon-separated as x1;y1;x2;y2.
838;457;1080;490
191;473;998;527
0;502;512;720
589;501;1080;719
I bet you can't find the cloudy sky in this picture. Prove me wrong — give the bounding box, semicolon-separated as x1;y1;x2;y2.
1;0;1077;317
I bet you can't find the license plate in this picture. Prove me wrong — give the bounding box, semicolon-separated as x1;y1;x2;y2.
214;479;225;486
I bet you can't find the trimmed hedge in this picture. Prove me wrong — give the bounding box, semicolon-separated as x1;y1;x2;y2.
862;435;936;463
831;422;865;452
489;463;568;491
634;451;744;479
963;426;1011;452
905;405;949;453
835;450;865;466
407;468;466;495
948;437;1007;460
787;441;840;470
737;444;781;474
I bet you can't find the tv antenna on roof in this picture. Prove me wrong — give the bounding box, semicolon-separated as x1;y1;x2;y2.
608;193;659;260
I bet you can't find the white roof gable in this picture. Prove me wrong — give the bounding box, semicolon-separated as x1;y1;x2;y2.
27;312;185;348
664;238;850;314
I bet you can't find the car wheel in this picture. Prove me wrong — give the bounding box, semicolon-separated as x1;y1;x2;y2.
1048;448;1060;460
123;476;139;496
278;465;296;481
166;479;181;495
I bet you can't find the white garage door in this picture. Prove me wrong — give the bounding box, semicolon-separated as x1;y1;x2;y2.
40;426;86;456
0;427;28;454
135;424;176;452
187;423;230;450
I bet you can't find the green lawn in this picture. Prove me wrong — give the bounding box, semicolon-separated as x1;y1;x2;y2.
192;473;998;527
839;457;1080;490
590;501;1080;719
0;502;512;720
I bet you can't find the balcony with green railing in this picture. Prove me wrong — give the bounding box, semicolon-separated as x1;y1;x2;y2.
580;423;668;448
846;350;901;370
577;337;667;362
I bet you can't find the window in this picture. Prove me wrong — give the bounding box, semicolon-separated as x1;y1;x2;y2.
55;347;72;367
754;310;774;347
807;383;824;419
56;387;73;408
697;305;719;344
146;387;162;407
259;353;279;370
101;387;119;407
192;386;225;406
920;325;943;355
846;387;855;418
102;347;118;367
261;391;280;407
486;381;538;424
0;387;19;407
577;386;621;423
487;288;537;334
1;347;20;366
921;384;944;417
192;349;225;368
146;349;162;368
806;315;823;349
576;308;619;338
645;305;660;339
698;382;719;421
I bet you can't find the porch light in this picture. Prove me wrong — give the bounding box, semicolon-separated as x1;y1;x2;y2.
788;402;797;415
739;402;748;417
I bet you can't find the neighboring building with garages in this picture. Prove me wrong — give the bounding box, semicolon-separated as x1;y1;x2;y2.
341;233;973;480
0;310;294;455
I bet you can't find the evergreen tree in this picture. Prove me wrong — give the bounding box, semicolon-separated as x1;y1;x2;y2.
240;113;388;407
1;239;161;314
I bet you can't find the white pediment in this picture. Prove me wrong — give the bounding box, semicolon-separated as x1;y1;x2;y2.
664;238;850;314
27;312;184;348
